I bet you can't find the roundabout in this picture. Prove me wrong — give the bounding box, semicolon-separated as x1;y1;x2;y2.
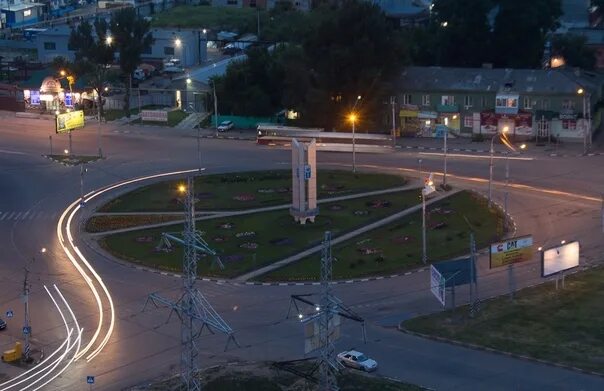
0;117;603;390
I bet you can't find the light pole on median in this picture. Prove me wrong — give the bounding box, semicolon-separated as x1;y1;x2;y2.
348;95;361;174
577;87;590;154
488;126;508;206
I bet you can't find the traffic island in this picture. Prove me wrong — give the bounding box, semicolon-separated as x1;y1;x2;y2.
97;189;422;278
44;154;103;166
260;190;503;281
401;266;604;375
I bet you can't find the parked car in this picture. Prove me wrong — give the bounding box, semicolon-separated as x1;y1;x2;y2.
217;120;234;132
0;318;6;330
163;65;184;74
336;350;378;372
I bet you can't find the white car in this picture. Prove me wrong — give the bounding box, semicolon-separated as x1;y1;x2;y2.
337;350;378;372
217;120;234;132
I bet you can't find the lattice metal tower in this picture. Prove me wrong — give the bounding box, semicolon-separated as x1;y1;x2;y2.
318;231;340;391
144;176;238;391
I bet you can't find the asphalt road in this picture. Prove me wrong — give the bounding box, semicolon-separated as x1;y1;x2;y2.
0;115;603;390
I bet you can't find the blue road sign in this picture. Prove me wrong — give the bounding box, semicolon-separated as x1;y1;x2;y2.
87;376;95;384
23;326;31;335
304;165;311;180
6;310;13;318
433;257;476;287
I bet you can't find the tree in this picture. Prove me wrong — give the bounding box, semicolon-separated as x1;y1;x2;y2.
302;0;408;130
69;19;116;119
110;8;153;117
492;0;562;68
429;0;494;67
552;33;596;70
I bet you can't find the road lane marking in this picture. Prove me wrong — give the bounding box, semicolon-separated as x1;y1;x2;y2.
418;152;534;161
0;149;26;155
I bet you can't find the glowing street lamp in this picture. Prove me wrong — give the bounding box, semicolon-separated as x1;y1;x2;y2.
105;35;113;45
349;112;358;173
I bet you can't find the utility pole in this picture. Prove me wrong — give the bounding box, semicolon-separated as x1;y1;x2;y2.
80;164;86;207
212;80;219;135
23;259;32;362
422;188;427;264
144;177;238;391
390;96;396;147
504;156;509;216
318;231;339;391
443;128;448;187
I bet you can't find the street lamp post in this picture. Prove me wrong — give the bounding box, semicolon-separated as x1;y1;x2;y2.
422;188;427;264
443;126;448;187
488;133;497;206
188;101;202;173
418;158;423;184
349;113;357;173
578;87;591;154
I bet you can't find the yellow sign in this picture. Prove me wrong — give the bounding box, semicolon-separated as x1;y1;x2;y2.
490;235;533;268
56;110;85;134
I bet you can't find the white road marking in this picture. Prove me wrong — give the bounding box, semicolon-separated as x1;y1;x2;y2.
0;149;26;155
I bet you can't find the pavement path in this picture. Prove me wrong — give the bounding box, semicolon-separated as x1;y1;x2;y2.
235;189;461;281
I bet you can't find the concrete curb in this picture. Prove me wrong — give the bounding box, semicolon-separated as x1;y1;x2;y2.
394;144;603;158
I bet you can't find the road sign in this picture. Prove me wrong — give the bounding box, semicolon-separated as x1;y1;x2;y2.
490;235;533;268
22;326;31;335
6;310;13;318
433;257;476;287
430;264;445;306
87;376;95;384
304;164;311;180
541;241;580;277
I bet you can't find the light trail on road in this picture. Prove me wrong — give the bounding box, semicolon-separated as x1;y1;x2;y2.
55;168;201;367
0;285;81;391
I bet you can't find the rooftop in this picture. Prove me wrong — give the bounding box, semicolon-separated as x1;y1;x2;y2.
399;66;602;95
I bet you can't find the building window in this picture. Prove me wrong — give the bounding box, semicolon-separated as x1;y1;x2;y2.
422;95;430;106
496;97;518;108
441;95;455;105
464;116;474;128
541;99;550;110
562;119;576;130
562;99;575;110
227;0;237;4
44;42;56;50
464;96;473;108
481;96;488;108
402;94;412;105
142;45;152;55
164;46;175;55
23;9;31;17
523;97;531;109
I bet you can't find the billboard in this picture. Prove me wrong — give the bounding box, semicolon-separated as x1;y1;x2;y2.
542;241;580;277
490;235;533;268
303;314;341;354
56;110;85;134
141;110;168;122
430;264;445;306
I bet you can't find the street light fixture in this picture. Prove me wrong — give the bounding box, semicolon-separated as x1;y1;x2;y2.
175;38;182;47
105;36;113;45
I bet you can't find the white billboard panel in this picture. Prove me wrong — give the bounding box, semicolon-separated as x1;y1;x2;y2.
542;241;580;277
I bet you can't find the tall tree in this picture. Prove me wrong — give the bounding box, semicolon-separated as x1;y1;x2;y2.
492;0;562;68
110;8;153;117
430;0;494;67
69;19;116;120
302;0;408;130
552;33;596;70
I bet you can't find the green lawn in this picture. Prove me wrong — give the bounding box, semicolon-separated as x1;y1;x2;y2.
262;191;504;281
98;170;407;213
85;215;183;233
99;190;420;278
403;267;604;374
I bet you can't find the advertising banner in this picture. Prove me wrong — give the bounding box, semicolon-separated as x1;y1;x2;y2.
480;111;498;134
430;264;445;306
141;110;168;122
30;90;40;106
55;110;85;134
515;112;533;135
490;235;533;268
542;241;580;277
